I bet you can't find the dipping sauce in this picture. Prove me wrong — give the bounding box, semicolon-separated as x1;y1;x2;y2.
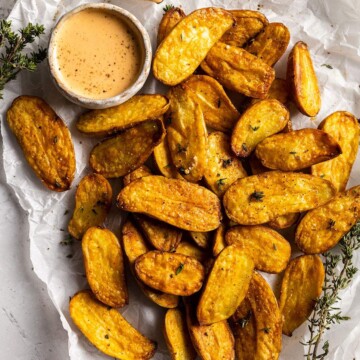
53;8;142;100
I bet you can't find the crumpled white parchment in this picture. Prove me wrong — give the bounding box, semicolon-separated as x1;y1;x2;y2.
1;0;360;359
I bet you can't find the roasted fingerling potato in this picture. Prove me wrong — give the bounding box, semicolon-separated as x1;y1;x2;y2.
157;7;186;45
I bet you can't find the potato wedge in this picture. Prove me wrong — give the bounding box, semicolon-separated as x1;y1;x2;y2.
184;75;240;132
90;119;165;178
123;165;152;187
201;43;275;98
268;212;300;230
223;171;336;225
6;96;75;192
157;7;186;45
226;225;291;273
221;10;268;47
175;241;206;263
245;22;290;66
153;8;234;86
311;111;360;191
167;85;207;182
68;174;112;239
279;255;325;336
204;132;248;196
82;227;127;307
189;231;212;249
231;99;289;157
117;176;222;231
76;94;169;136
135;251;204;296
69;290;156;359
250;78;289;105
197;244;254;325
255;128;341;171
212;223;226;257
164;308;197;360
295;185;360;254
122;220;179;308
287;41;321;117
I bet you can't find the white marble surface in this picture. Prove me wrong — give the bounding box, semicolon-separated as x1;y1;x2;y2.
0;1;69;359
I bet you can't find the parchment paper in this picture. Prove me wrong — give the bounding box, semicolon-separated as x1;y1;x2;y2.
1;0;360;359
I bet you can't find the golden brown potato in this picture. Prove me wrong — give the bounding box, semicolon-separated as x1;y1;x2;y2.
279;255;325;336
245;23;290;66
268;212;300;230
201;43;275;99
153;8;234;86
287;41;321;117
164;308;197;360
123;165;152;187
221;10;268;47
122;220;179;308
135;251;205;296
6;96;75;192
175;241;206;263
311;111;360;191
226;225;291;273
167;85;207;182
255;128;341;171
69;290;156;359
231;99;289;157
223;171;336;225
250;78;289;105
184;75;240;132
295;185;360;254
189;231;212;249
157;7;186;45
82;227;127;307
197;244;254;325
76;94;169;136
249;152;271;175
117;176;222;232
212;223;226;257
90;119;165;178
68;174;112;239
204;132;248;197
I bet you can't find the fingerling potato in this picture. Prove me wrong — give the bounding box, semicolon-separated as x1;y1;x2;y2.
175;241;207;263
123;165;152;187
157;7;186;45
189;231;212;249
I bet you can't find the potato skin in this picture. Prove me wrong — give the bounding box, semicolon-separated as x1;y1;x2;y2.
268;212;299;230
157;7;186;45
117;176;222;232
68;173;112;239
6;96;75;191
279;255;325;336
311;111;360;192
255;128;341;171
82;227;128;308
189;231;212;249
69;290;156;360
295;185;360;254
153;7;235;86
212;223;226;257
123;165;152;187
175;241;206;263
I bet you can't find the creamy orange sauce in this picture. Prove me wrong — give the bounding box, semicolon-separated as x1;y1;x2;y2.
54;8;142;99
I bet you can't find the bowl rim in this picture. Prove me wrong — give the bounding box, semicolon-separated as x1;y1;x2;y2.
48;2;152;109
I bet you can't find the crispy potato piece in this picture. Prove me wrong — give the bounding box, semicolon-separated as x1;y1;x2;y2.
164;308;197;360
287;41;321;117
153;8;234;86
249;152;271;175
268;212;300;229
295;185;360;254
245;23;290;66
223;171;336;225
189;231;211;249
69;290;156;359
157;7;186;45
212;223;226;257
6;96;75;192
279;255;325;336
176;241;206;263
167;85;207;182
231;99;289;157
204;132;248;196
122;220;179;308
184;75;240;132
90;119;165;178
197;244;254;325
82;227;127;307
68;174;112;239
311;111;360;191
135;251;205;296
117;176;222;232
255;128;341;171
201;43;275;99
221;10;268;47
123;165;152;187
226;225;291;273
76;94;169;136
250;78;289;105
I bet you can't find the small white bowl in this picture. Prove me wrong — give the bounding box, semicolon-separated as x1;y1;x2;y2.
48;3;152;109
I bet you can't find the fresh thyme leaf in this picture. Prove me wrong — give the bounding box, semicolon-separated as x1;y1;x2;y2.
289;151;297;155
242;143;248;152
235;310;252;328
175;263;184;275
273;243;277;251
53;136;58;144
250;125;260;131
216;178;227;189
327;219;336;230
177;143;187;153
249;191;264;202
163;4;174;13
261;327;271;334
178;166;189;175
92;208;98;215
321;64;333;69
222;158;233;168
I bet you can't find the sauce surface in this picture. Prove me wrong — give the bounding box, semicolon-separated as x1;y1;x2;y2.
54;8;142;99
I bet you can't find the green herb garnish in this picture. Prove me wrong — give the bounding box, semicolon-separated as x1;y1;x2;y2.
249;191;264;202
175;263;184;275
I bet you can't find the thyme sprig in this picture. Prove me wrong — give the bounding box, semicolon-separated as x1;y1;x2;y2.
302;221;360;359
0;20;47;99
